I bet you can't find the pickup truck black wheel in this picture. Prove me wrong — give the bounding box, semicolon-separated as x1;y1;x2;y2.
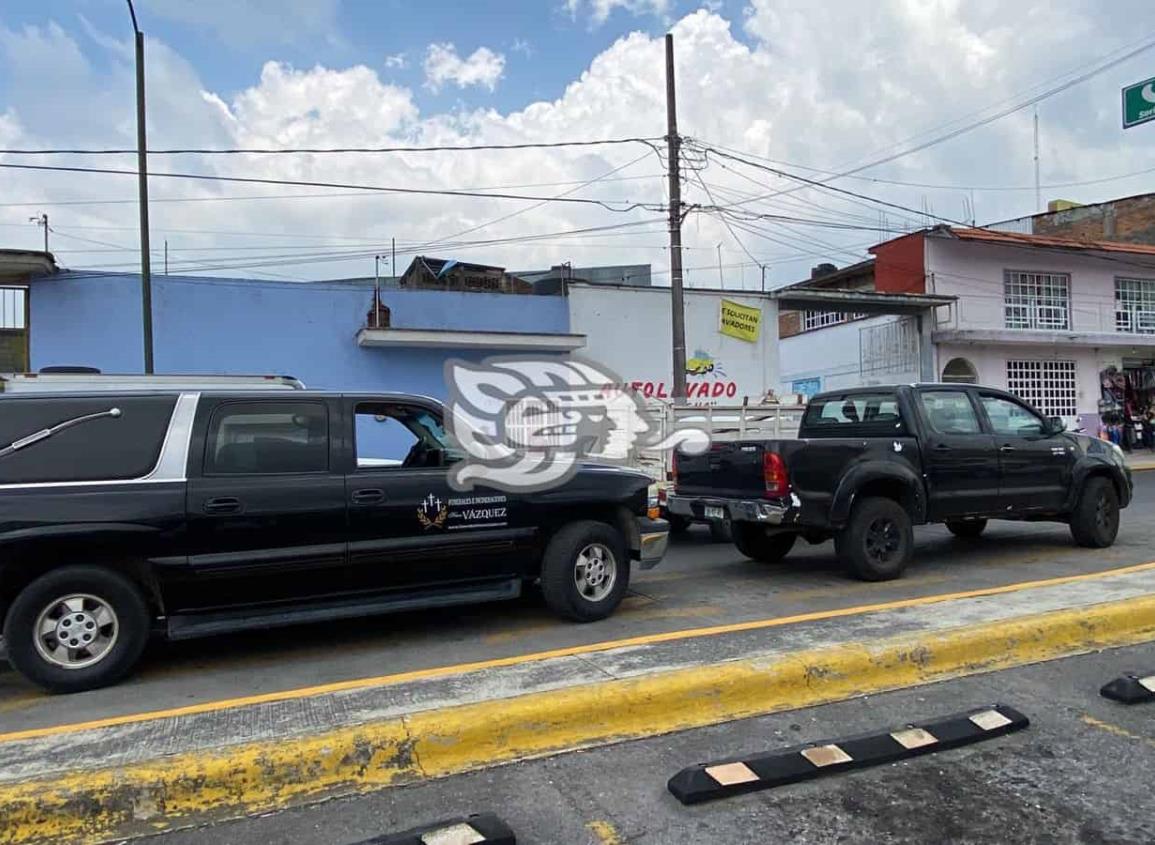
836;497;913;582
1069;477;1120;549
733;525;797;563
946;519;987;539
3;566;150;694
540;521;630;622
708;520;733;543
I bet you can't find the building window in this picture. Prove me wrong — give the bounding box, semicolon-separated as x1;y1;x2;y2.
941;357;978;384
1004;270;1070;330
1005;359;1077;418
1115;277;1155;334
803;310;867;331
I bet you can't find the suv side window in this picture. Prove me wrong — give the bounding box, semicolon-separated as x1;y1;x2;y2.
0;395;177;484
981;395;1046;438
354;402;462;470
919;390;982;435
204;401;329;475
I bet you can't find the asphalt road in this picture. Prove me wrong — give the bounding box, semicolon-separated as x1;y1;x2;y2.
1;472;1153;731
154;642;1155;845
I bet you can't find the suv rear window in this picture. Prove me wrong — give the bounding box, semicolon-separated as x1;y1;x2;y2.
0;395;177;484
801;392;905;436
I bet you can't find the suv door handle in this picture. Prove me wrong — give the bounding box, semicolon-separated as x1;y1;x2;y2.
203;496;242;515
933;444;952;451
999;445;1016;452
351;488;385;505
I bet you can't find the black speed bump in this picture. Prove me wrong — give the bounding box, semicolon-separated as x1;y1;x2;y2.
1100;673;1155;704
667;704;1029;805
354;813;516;845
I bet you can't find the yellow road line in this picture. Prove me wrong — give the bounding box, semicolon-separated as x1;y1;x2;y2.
3;558;1155;746
586;820;625;845
1081;714;1155;749
5;594;1155;845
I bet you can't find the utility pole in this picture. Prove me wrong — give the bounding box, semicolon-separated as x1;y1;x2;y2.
716;244;724;287
665;33;687;401
128;0;154;373
164;239;168;275
373;255;382;327
30;213;48;253
1039;106;1048;214
760;264;766;293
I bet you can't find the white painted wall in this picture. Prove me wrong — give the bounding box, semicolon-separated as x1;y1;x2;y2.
780;315;920;396
927;237;1155;424
926;237;1155;333
567;284;780;404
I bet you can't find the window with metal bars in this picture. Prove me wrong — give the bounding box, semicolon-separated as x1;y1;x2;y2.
1005;359;1077;418
1115;277;1155;334
1003;270;1070;330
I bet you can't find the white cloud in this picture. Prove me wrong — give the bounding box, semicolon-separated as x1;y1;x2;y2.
564;0;670;26
423;43;505;92
384;52;408;70
3;4;1155;288
511;38;533;58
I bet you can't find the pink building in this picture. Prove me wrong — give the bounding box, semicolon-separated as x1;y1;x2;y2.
782;226;1155;432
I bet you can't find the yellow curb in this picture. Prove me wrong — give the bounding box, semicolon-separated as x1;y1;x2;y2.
5;593;1155;844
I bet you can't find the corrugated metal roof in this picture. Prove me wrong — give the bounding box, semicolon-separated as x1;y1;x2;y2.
940;226;1155;256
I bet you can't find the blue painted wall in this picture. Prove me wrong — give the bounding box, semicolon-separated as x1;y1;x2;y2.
29;272;570;398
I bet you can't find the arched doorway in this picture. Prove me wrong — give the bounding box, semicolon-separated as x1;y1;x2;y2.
941;357;978;384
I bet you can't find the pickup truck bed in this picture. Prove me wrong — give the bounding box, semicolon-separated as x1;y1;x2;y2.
669;383;1132;581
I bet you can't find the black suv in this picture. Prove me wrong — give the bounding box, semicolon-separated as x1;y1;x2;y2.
0;390;668;692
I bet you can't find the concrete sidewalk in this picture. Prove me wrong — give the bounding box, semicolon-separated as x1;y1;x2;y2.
4;562;1155;844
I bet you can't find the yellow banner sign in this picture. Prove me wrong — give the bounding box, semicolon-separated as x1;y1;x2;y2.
719;298;761;342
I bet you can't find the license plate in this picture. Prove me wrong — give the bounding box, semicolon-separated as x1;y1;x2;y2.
704;505;725;520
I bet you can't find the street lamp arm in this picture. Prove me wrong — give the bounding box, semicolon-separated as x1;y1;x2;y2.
126;0;140;34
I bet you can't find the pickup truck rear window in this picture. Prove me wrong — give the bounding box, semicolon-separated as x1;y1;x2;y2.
801;392;905;435
0;395;177;484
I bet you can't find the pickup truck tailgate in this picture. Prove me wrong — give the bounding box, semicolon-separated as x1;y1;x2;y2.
675;442;766;498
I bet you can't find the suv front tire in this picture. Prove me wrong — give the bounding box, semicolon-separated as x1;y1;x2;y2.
3;566;151;694
540;521;630;622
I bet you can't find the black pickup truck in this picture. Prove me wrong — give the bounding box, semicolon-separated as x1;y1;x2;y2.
669;384;1131;581
0;390;667;692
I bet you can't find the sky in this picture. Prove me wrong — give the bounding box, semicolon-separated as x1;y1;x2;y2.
1;0;1155;286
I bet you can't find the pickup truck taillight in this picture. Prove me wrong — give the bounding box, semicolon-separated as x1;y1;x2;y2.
763;451;790;498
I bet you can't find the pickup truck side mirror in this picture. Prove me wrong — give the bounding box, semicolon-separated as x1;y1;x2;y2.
1045;416;1066;435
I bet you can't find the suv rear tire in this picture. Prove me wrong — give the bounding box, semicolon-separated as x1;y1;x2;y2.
835;497;913;582
3;566;151;694
946;519;987;539
1069;477;1120;548
540;521;630;622
733;525;797;563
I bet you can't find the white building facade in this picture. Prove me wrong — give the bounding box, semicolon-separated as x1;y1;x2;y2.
780;227;1155;431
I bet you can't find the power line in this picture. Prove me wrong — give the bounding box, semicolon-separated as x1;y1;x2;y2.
0;137;664;156
0;162;662;213
73;218;670;275
690;32;1155;210
691;142;970;226
0;174;667;210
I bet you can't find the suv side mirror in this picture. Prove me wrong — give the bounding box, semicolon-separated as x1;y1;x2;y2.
1046;416;1066;435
